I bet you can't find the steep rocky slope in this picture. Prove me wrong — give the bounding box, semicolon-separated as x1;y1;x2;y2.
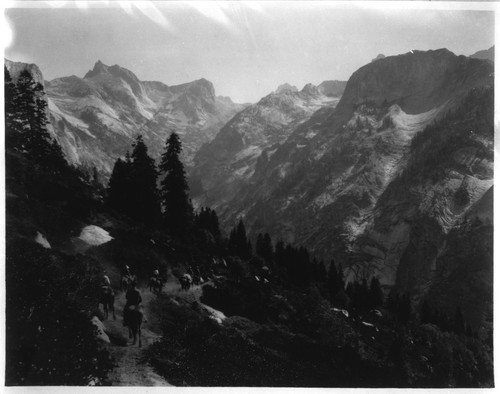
6;59;244;175
191;83;343;208
470;46;494;62
207;49;493;325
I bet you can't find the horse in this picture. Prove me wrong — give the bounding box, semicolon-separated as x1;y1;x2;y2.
121;274;136;291
127;305;143;347
180;274;192;291
99;286;116;320
148;276;163;294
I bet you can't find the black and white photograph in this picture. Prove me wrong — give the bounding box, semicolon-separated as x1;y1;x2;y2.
3;0;496;387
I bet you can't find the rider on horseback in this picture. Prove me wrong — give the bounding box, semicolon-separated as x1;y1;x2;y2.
101;274;113;296
123;281;142;327
121;265;132;281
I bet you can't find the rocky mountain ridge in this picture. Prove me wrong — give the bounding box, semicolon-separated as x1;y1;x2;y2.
191;81;344;208
6;59;245;175
195;48;493;326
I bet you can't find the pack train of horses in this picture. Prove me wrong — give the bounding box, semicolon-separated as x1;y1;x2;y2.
97;268;205;347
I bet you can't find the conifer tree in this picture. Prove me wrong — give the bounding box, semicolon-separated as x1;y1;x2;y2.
107;157;131;214
129;135;160;225
107;137;160;224
5;67;20;143
7;69;66;170
256;233;273;263
159;132;193;235
274;240;286;267
228;219;251;258
369;276;384;309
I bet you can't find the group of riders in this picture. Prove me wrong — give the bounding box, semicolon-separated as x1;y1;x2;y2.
99;265;145;326
99;265;196;326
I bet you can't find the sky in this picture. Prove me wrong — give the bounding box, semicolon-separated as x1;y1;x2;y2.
3;1;496;103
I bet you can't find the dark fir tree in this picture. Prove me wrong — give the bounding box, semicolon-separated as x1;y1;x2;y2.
107;157;132;214
129;135;161;225
369;276;384;309
196;207;221;239
159;132;193;235
256;233;273;263
228;219;252;258
5;67;20;146
274;240;286;268
7;68;66;171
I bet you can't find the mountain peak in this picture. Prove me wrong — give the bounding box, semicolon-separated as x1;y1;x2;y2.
187;78;215;99
470;46;494;62
84;60;110;79
301;83;320;96
338;47;493;115
276;83;298;94
371;54;386;62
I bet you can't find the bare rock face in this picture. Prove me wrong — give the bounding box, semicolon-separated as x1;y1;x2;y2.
195;48;493;327
5;58;45;86
7;59;245;176
317;80;347;97
191;82;341;209
338;49;493;115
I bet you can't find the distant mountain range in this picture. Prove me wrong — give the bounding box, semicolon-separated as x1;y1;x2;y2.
5;59;245;174
5;47;493;327
191;81;344;208
470;46;494;62
190;48;493;327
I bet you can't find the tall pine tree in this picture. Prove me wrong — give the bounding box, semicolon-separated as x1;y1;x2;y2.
6;68;66;171
129;135;160;225
107;157;132;215
228;219;252;258
159;132;193;235
107;137;160;225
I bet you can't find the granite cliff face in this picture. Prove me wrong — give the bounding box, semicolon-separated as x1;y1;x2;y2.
6;59;244;175
198;49;493;325
191;82;343;208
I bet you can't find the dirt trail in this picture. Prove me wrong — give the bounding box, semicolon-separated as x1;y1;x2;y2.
102;278;204;386
103;284;171;386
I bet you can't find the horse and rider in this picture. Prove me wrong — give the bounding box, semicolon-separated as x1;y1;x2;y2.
121;265;136;291
99;274;115;320
123;280;144;347
148;269;163;294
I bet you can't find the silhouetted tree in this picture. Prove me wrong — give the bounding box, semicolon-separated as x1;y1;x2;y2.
369;276;384;309
5;68;66;172
129;135;160;224
107;157;132;214
256;233;273;264
159;132;193;235
228;219;252;258
397;292;412;324
5;67;20;147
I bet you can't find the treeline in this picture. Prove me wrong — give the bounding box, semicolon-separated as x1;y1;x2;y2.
5;66;98;219
5;67;112;385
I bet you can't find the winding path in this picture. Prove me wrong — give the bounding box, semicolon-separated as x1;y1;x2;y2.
103;285;171;386
101;276;205;386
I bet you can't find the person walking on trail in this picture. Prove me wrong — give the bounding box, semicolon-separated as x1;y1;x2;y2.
123;281;142;327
